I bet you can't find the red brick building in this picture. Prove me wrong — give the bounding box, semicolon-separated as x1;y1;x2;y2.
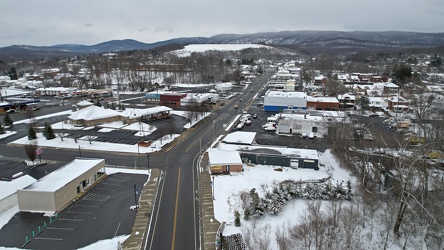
306;96;340;111
159;93;187;107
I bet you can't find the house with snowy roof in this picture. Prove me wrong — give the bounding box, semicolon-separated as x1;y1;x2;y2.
69;105;121;127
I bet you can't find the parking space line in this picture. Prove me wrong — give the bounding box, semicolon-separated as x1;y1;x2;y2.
75;205;98;208
95;187;116;191
47;227;74;230
66;211;92;214
34;237;63;241
58;218;83;221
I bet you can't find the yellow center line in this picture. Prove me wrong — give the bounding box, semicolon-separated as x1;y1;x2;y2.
171;167;181;250
185;126;213;152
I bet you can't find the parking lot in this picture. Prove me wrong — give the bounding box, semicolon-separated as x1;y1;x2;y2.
0;173;148;249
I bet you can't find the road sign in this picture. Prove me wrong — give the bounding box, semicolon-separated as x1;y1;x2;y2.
35;147;43;156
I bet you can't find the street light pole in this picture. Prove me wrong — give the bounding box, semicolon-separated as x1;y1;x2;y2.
212;176;215;200
78;145;81;157
134;184;138;209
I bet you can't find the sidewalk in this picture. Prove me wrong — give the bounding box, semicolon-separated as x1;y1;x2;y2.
121;168;161;250
200;171;221;250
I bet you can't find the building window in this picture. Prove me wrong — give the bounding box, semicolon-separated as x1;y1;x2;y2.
77;186;80;194
312;127;318;132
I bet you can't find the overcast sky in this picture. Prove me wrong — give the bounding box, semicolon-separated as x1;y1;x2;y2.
1;0;443;47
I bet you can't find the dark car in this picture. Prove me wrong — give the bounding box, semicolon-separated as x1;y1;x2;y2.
253;114;258;119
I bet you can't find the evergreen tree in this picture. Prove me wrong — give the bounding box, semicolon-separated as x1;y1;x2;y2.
0;122;5;134
234;210;241;227
44;122;56;140
243;208;250;221
110;102;116;110
3;114;13;127
28;126;37;140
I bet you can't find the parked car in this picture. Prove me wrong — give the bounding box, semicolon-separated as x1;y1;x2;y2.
264;126;276;131
234;105;238;109
309;132;315;139
245;120;252;125
301;133;307;138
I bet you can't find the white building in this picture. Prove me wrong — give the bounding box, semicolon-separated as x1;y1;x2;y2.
276;110;349;137
263;90;307;112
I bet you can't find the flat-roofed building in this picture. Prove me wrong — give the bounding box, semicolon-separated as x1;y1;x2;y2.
263;90;307;112
17;158;106;213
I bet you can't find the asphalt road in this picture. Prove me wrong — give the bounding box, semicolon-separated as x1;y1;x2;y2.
145;74;271;250
0;75;271;250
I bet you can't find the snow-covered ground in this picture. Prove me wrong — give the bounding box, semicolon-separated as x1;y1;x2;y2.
173;44;268;57
212;149;354;250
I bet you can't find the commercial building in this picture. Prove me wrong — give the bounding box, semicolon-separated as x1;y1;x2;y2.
17;158;106;213
208;149;243;174
263;90;307;112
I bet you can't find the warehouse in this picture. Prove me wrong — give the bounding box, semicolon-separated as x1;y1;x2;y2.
263;90;307;112
218;143;320;170
17;158;106;213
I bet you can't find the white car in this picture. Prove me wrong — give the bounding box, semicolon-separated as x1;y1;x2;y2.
309;132;315;139
264;126;276;131
301;133;307;138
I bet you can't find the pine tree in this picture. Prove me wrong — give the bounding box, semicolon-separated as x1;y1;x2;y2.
234;210;241;227
0;122;5;134
111;103;116;110
44;122;56;140
243;208;250;221
3;114;13;127
28;126;37;140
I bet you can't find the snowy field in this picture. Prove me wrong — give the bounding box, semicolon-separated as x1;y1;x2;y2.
173;44;268;57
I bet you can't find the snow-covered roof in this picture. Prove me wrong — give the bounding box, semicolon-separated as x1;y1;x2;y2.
76;100;94;107
119;106;172;119
218;143;319;160
23;158;104;192
69;105;120;121
208;148;243;165
0;175;37;200
223;131;256;145
266;91;307;99
307;96;339;103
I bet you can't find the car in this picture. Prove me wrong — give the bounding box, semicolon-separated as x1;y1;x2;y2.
234;105;238;109
309;132;315;139
301;133;307;138
264;126;276;131
220;102;225;106
241;114;251;120
236;122;244;130
245;120;252;125
6;109;16;113
239;99;243;102
253;114;258;119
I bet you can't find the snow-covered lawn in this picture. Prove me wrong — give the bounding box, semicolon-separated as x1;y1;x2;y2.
212;150;354;250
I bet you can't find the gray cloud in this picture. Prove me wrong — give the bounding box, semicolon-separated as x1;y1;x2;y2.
0;0;443;47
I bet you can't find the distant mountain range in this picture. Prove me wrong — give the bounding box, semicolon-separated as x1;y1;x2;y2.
1;30;444;59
